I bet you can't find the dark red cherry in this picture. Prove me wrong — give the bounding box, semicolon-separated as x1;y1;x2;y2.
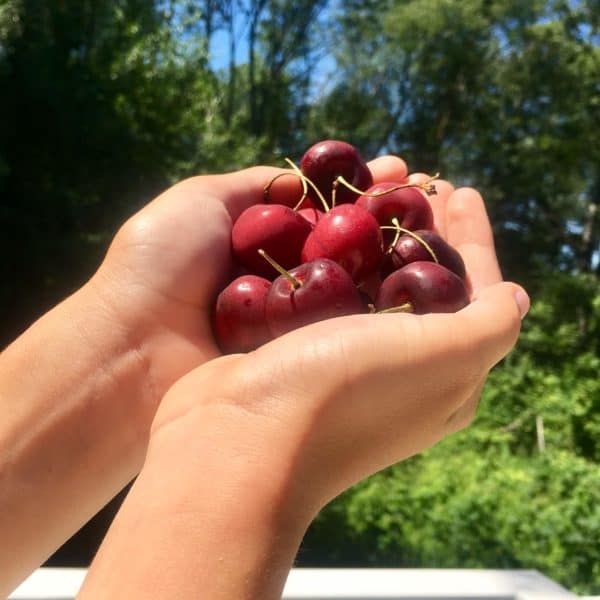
301;204;384;283
375;261;470;314
388;230;467;280
266;258;364;337
213;275;272;353
300;140;373;205
356;183;434;244
231;204;312;279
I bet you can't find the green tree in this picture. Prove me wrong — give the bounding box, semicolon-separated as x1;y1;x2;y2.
0;0;214;343
301;446;600;594
196;0;329;158
307;0;600;285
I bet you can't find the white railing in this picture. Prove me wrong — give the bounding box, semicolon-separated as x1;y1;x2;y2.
10;567;594;599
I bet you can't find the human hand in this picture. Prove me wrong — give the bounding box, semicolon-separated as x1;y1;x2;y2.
77;173;529;599
85;157;413;430
2;167;306;593
147;177;529;511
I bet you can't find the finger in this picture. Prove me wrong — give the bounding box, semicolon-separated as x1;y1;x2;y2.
445;187;502;294
407;173;454;238
153;156;409;226
457;281;529;370
368;155;408;184
161;166;300;222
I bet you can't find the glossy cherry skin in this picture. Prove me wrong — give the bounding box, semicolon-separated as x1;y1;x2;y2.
213;275;272;353
301;204;384;283
298;207;325;227
266;258;364;337
270;194;319;210
385;229;467;280
375;261;470;314
356;183;434;244
300;140;373;205
231;204;312;279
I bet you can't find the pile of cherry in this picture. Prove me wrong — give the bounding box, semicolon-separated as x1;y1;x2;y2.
213;140;470;354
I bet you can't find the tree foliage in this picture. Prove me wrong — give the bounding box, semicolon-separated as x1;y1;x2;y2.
0;0;217;342
301;447;600;594
307;0;600;284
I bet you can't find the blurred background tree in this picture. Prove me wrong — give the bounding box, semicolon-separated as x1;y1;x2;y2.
1;0;598;593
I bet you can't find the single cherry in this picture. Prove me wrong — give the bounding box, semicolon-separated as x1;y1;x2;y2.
266;258;365;338
375;261;470;314
301;203;384;283
213;275;272;353
356;184;434;243
231;204;312;278
387;229;466;280
300;140;373;205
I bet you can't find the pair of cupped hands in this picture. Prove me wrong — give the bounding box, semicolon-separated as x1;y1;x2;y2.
99;154;527;494
8;155;529;597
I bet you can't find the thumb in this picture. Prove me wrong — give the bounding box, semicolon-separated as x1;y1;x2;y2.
458;281;530;369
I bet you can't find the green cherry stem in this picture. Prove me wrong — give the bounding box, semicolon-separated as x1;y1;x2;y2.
386;217;402;255
257;249;302;289
263;160;331;213
283;158;309;210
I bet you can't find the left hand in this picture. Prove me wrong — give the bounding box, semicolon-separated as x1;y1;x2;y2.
0;155;412;596
87;157;411;431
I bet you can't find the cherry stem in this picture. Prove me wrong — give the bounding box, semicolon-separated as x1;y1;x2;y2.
333;173;439;202
380;219;439;263
264;172;307;207
283;158;309;211
262;161;330;213
377;303;414;314
285;158;330;213
386;217;402;255
257;249;302;289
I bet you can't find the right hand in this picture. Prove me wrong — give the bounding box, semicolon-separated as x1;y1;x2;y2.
146;183;529;517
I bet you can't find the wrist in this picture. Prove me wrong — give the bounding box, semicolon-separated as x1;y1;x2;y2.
0;282;154;593
1;279;154;464
147;354;326;523
81;400;314;599
75;273;162;437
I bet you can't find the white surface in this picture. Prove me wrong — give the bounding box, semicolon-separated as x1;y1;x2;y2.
9;567;580;599
282;569;577;599
9;568;85;599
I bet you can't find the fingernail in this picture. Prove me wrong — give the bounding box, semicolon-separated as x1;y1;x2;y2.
514;288;530;319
